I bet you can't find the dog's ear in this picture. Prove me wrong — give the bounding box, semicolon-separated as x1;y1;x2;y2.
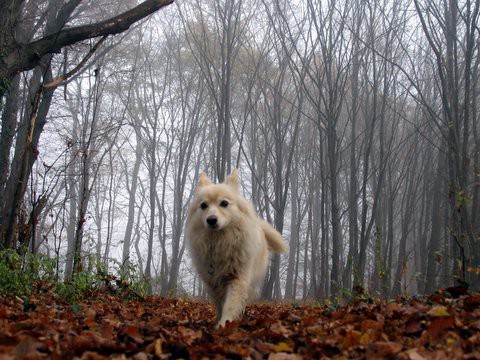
197;171;212;189
225;169;240;192
236;197;255;217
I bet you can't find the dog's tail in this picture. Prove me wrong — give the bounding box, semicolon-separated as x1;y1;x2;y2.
260;220;287;253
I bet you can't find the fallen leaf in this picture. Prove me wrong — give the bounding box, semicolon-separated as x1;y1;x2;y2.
445;331;460;347
78;350;108;360
342;330;362;348
464;294;480;310
84;318;97;328
120;325;143;344
366;341;403;359
427;316;455;340
223;343;251;357
85;308;96;320
361;319;384;332
132;352;148;360
153;339;163;357
0;290;478;359
404;315;423;335
13;336;40;359
359;329;377;345
177;326;202;345
404;348;426;360
271;321;292;336
0;306;11;319
427;305;450;317
274;341;293;353
471;320;480;330
385;302;401;317
256;342;276;353
268;353;302;360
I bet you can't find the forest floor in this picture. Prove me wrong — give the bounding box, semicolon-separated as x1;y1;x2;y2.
0;288;479;359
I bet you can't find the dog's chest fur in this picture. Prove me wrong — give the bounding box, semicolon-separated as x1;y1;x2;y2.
193;225;257;287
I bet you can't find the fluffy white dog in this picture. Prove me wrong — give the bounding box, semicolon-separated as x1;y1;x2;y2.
185;169;287;327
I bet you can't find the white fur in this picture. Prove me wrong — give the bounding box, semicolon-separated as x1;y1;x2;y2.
185;169;287;327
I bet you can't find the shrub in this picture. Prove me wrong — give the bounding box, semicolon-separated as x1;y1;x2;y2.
0;248;56;298
0;249;147;303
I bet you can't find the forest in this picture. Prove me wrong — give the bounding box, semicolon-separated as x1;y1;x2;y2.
1;0;480;358
1;0;480;308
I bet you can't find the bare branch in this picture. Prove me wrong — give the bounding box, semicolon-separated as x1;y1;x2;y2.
42;36;108;91
7;0;173;76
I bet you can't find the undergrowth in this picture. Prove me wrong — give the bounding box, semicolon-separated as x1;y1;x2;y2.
0;249;148;304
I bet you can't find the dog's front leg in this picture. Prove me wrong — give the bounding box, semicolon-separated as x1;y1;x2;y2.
205;283;225;324
217;278;248;327
213;296;223;323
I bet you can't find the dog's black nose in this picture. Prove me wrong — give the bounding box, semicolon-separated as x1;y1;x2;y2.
207;216;218;227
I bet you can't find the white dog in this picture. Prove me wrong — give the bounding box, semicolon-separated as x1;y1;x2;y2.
185;169;287;327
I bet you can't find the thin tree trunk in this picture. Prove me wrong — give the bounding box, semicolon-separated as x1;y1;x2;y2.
424;149;445;294
121;130;143;268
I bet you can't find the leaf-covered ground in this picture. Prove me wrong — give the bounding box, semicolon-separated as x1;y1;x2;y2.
0;289;479;359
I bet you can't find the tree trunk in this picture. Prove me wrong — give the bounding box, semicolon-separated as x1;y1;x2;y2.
121;130;143;268
64;139;78;281
285;165;299;299
424;149;445;294
1;64;54;248
145;146;156;294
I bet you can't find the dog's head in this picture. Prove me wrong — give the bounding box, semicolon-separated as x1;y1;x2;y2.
189;169;244;231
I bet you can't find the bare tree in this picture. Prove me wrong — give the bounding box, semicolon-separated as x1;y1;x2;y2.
0;0;173;249
413;0;480;286
163;30;207;295
64;67;122;279
179;0;250;181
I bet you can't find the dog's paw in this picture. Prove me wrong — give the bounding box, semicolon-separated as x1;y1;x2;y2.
216;318;228;329
215;318;236;330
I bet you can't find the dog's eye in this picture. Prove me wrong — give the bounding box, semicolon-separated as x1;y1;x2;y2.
200;202;208;210
220;200;229;208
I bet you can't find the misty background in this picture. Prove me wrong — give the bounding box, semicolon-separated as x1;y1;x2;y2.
0;0;479;301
